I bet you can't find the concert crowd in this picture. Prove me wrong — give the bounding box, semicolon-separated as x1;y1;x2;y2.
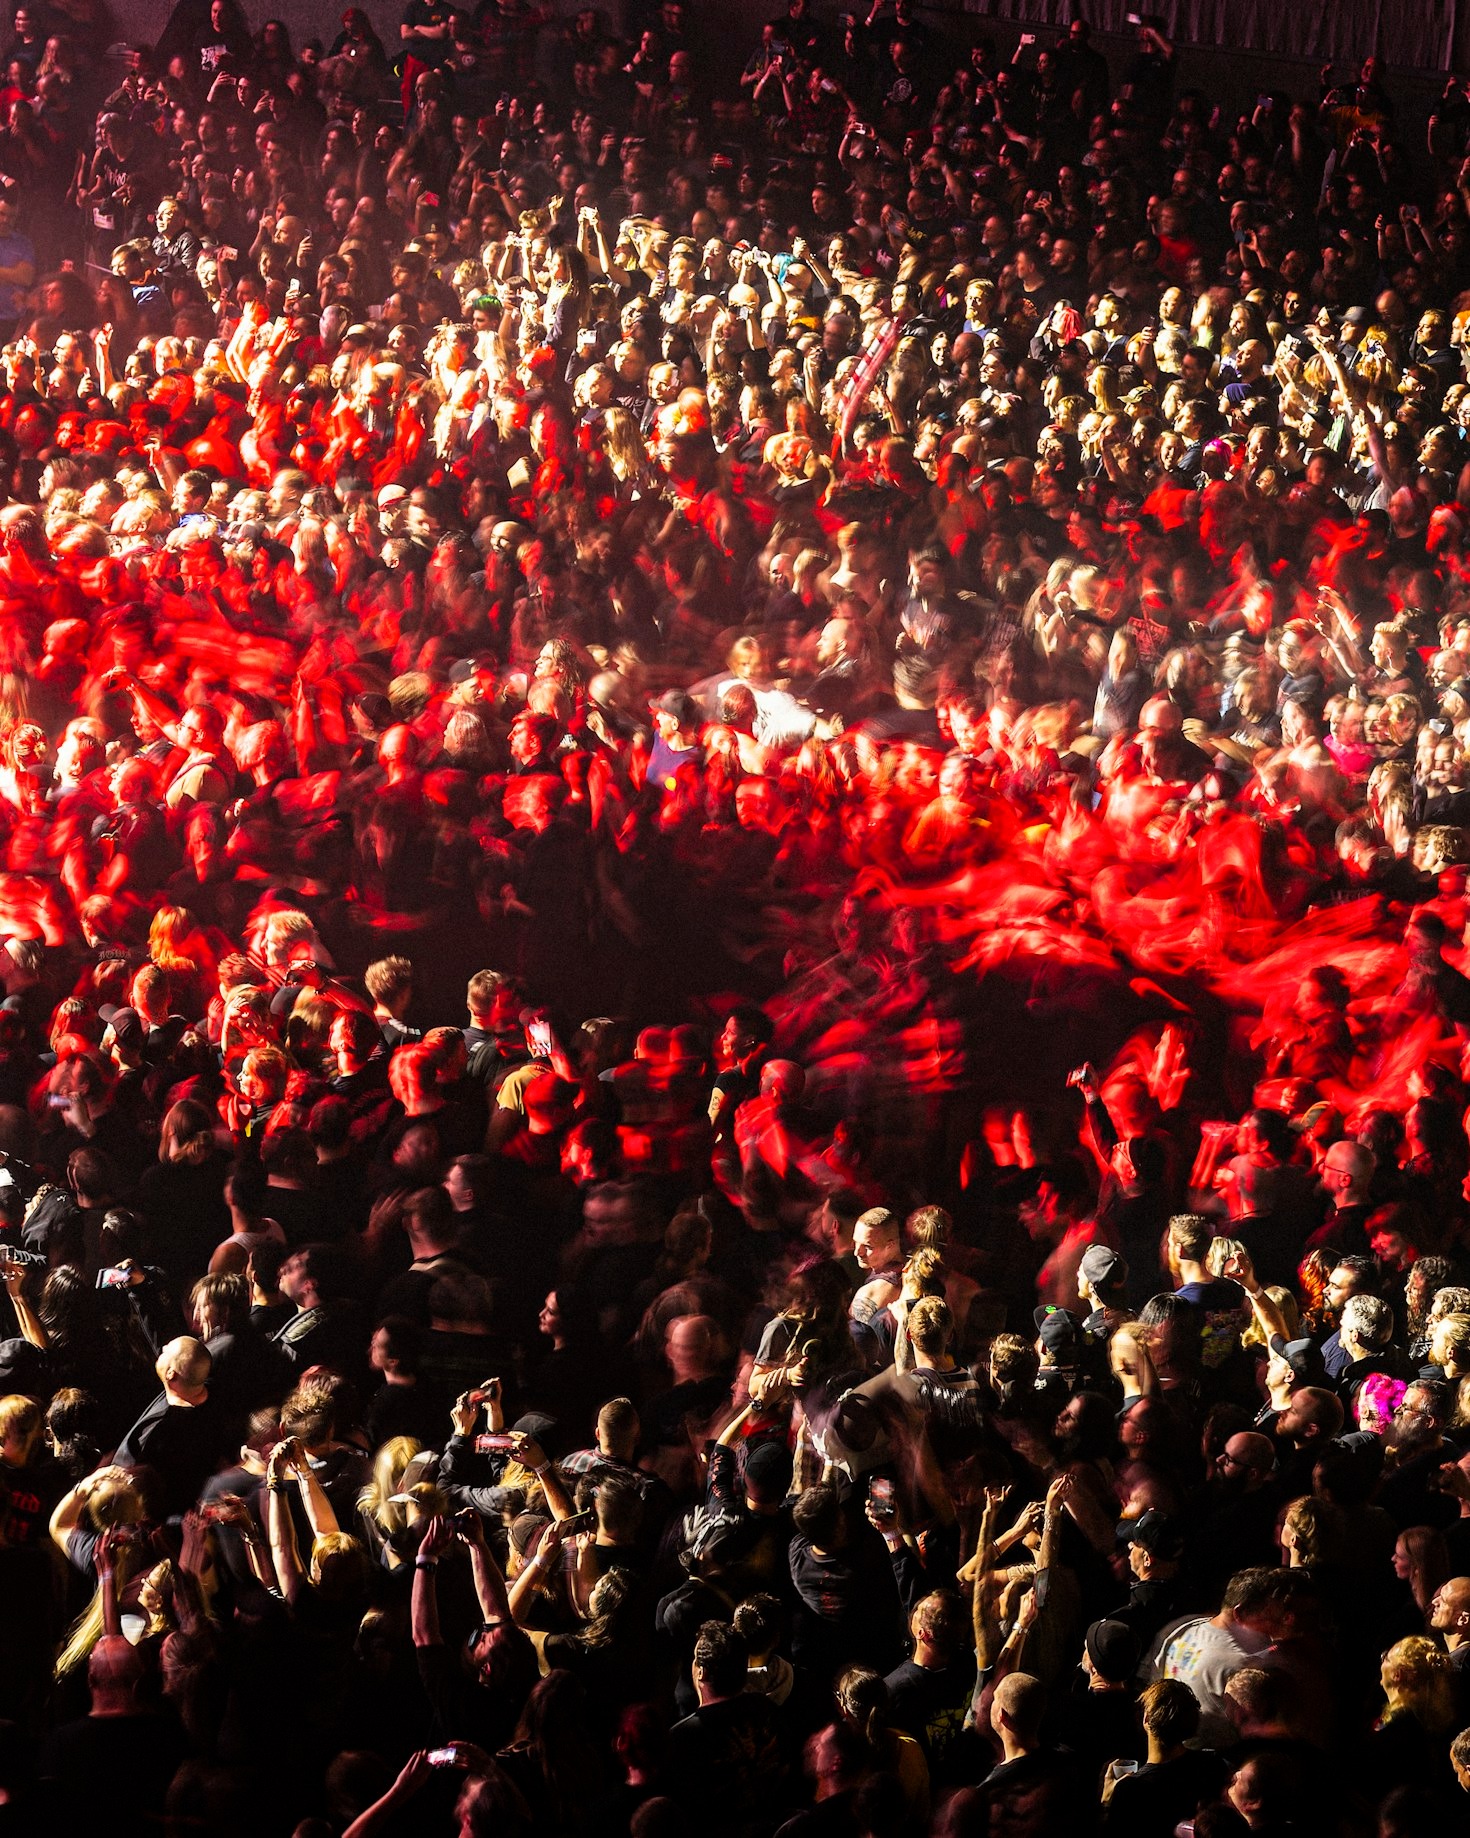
4;0;1470;1833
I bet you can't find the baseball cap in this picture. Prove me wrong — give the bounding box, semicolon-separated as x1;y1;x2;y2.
1033;1305;1082;1353
106;1007;143;1052
1291;1100;1342;1138
377;484;408;509
1084;1617;1142;1683
1269;1334;1328;1387
651;689;698;725
1079;1244;1128;1295
1123;1509;1184;1559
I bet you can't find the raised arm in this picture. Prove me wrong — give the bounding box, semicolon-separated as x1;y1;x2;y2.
512;1432;574;1520
1223;1249;1289;1344
265;1443;307;1608
209;1493;275;1590
49;1466;124;1554
285;1438;341;1542
411;1513;455;1648
508;1519;566;1626
1;1258;46;1347
342;1753;435;1838
93;1527;124;1640
456;1510;511;1624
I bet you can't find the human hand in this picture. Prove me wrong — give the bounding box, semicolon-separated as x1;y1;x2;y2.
418;1513;455;1561
94;1525;121;1577
451;1390;480;1438
265;1441;296;1487
390;1751;435;1800
1437;1458;1470;1501
179;1509;211;1575
454;1508;487;1547
511;1433;547;1471
864;1498;904;1542
1220;1248;1256;1290
206;1493;255;1532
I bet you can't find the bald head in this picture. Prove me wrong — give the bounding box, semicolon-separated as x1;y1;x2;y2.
1432;1575;1470;1645
760;1059;804;1103
1323;1140;1374;1199
157;1334;211;1401
991;1672;1046;1750
1222;1431;1275;1486
1138;695;1182;737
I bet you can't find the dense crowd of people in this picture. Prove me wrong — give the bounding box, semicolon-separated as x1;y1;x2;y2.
5;0;1470;1833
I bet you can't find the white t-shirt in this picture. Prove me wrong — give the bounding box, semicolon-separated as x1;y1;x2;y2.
1146;1614;1272;1745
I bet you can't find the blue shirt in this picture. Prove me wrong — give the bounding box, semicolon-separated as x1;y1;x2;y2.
0;229;34;323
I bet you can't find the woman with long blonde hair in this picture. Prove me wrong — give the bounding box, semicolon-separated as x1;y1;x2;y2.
49;1467;149;1677
1366;1635;1458;1802
357;1435;425;1565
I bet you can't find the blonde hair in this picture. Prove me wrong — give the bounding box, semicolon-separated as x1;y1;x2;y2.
1281;1494;1336;1567
1242;1285;1299;1349
1205;1237;1246;1278
259;908;319;969
189;1273;246;1339
0;1393;41;1456
357;1436;424;1539
1380;1635;1457;1733
55;1474;147;1677
309;1530;371;1595
902;1248;947;1297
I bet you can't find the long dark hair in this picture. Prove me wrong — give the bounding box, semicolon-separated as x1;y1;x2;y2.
37;1265;101;1363
512;1671;607;1830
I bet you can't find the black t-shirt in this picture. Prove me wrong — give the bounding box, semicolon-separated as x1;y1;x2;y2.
38;1712;190;1838
402;0;454;65
667;1694;792;1836
418;1637;532;1751
883;1654;976;1770
1048;1678;1145;1798
114;1391;227;1516
1104;1749;1227;1835
978;1748;1094;1834
377;1251;483;1326
364;1378;447;1451
788;1527;904;1673
276;1300;366;1378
